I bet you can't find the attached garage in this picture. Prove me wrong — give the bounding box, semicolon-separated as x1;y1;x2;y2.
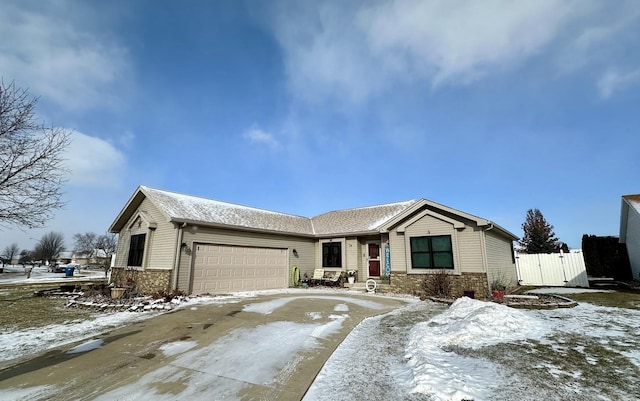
191;243;289;295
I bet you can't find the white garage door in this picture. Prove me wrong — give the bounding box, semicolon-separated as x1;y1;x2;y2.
191;244;289;295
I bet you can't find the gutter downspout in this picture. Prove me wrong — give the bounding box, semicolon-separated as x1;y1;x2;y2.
480;221;494;294
172;222;187;291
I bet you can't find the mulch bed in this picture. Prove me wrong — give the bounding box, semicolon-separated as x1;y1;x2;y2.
35;286;189;313
430;293;578;309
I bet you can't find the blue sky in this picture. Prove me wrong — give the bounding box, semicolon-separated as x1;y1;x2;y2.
1;0;638;252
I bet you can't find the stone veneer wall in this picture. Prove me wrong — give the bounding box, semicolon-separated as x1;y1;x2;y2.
111;267;171;295
390;272;490;299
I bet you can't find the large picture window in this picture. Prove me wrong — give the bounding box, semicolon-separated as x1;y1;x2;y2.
322;242;342;267
127;234;146;267
410;235;453;269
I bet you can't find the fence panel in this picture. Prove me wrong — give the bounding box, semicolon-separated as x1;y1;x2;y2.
515;252;589;287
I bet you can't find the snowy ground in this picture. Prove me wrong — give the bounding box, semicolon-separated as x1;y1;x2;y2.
1;287;639;400
0;264;106;285
307;289;640;401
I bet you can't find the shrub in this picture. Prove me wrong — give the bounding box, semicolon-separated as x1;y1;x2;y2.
151;288;186;302
422;270;452;298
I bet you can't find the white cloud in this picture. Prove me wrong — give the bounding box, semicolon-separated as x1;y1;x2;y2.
597;68;640;99
267;2;386;104
267;0;640;105
0;2;129;111
558;2;640;74
243;127;281;150
267;0;575;103
63;131;126;187
359;0;573;87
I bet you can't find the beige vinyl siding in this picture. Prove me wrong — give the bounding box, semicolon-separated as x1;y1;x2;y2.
485;230;517;288
625;205;640;280
114;234;129;268
346;237;359;272
178;227;315;292
139;198;176;270
388;230;406;272
455;226;485;273
403;214;460;274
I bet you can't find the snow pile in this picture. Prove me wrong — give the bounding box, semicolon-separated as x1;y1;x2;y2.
404;297;548;400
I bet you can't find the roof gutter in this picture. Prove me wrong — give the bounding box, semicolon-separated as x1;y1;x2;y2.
179;219;317;237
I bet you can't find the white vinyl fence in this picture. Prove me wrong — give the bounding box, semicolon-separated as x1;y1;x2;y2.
515;251;589;287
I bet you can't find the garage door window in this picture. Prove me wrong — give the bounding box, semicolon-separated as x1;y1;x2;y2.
128;234;146;266
322;242;342;267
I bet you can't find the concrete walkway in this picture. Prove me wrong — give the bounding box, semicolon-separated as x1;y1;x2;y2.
0;291;411;400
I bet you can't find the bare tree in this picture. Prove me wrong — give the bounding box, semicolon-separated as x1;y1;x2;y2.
0;80;71;229
73;231;117;275
35;231;65;262
96;232;117;276
96;232;117;257
2;243;20;265
73;232;98;255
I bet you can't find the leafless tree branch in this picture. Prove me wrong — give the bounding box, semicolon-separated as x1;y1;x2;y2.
0;79;70;229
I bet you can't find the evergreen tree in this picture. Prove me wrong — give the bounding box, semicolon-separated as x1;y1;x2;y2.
519;209;561;253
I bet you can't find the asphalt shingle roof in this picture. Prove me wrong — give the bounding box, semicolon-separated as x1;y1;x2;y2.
141;186;417;236
310;200;418;235
142;186;314;235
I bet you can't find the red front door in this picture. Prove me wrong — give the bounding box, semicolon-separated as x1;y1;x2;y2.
368;243;380;276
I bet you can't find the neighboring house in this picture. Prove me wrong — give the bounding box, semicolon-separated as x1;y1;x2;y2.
620;194;640;281
109;186;519;297
75;249;111;267
54;251;74;265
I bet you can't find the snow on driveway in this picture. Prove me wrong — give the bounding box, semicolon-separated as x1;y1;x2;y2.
2;288;640;401
93;295;362;401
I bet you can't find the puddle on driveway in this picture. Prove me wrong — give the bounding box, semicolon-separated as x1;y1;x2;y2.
66;339;104;354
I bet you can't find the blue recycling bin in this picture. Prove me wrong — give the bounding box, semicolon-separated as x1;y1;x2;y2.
65;266;74;277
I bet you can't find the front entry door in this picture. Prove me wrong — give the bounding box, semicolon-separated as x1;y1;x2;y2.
368;243;381;277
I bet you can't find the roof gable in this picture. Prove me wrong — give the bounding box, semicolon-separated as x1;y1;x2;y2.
623;194;640;214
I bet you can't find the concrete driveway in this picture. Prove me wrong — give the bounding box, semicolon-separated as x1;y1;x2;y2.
0;291;411;400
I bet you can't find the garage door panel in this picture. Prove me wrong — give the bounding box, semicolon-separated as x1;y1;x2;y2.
192;244;288;295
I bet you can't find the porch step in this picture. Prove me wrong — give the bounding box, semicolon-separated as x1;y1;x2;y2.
344;279;391;293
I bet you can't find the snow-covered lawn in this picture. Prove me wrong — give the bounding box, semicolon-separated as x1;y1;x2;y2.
0;264;106;285
1;287;639;400
307;289;640;401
